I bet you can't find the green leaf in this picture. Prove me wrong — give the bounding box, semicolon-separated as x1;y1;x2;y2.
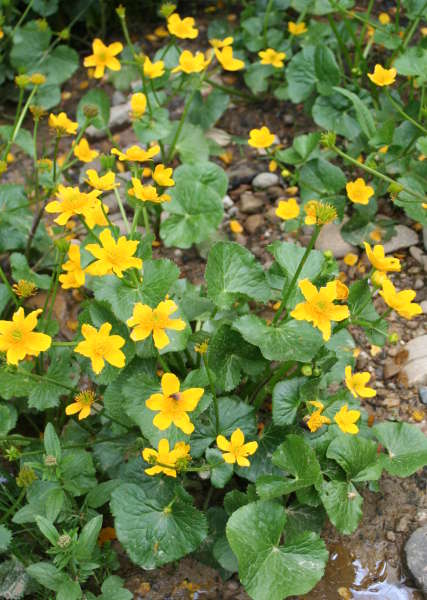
285;502;325;542
26;562;69;592
61;449;96;496
373;422;427;477
287;47;317;102
32;0;58;16
206;242;270;308
43;423;61;461
312;94;361;139
234;315;323;362
299;158;346;200
236;425;287;483
42;45;79;86
394;47;427;84
35;516;59;545
10;252;51;289
244;63;273;94
99;576;133;600
314;46;340;94
10;21;51;70
206;448;233;488
327;435;382;481
167;121;209;163
319;480;363;534
134;107;172;143
208;324;266;392
0;404;17;435
272;377;305;425
188;89;230;130
0;126;35;158
75;515;103;561
86;480;121;508
226;500;328;600
257;435;322;499
0;525;12;553
111;482;208;568
77;89;111;130
28;350;79;410
160;162;226;248
334;86;376;138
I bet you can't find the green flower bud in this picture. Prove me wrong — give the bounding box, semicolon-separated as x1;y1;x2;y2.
388;332;399;344
387;182;404;196
301;365;313;377
320;131;336;149
160;3;177;18
313;367;321;377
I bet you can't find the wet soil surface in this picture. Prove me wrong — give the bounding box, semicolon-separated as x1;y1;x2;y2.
1;8;426;600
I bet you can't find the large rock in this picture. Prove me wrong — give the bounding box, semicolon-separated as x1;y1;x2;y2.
402;335;427;387
405;526;427;594
383;225;418;253
315;222;357;258
252;172;279;189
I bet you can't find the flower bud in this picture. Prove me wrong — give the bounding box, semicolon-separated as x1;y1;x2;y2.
44;455;58;467
320;131;336;148
16;465;37;488
301;365;312;377
83;104;99;119
59;28;70;40
312;367;321;377
388;332;399;344
116;4;126;19
160;2;177;18
387;182;404;196
57;534;71;548
15;74;30;88
30;73;46;86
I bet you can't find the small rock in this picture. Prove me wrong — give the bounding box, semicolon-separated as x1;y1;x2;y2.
384;396;400;408
315;222;357;258
206;127;231;147
112;90;126;105
419;387;427;405
409;245;427;271
240;191;264;214
252;172;279;189
403;359;427;388
228;164;257;188
86;102;131;139
383;225;418;253
405;335;427;362
396;515;411;532
383;358;400;379
267;185;286;199
245;214;263;234
420;301;427;314
416;510;427;525
414;277;424;290
222;195;233;209
405;526;427;594
386;531;396;542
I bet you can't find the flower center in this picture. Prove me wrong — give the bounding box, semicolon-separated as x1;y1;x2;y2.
11;328;23;342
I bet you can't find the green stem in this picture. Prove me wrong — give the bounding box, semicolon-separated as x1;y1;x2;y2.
142;206;151;234
331;144;426;203
203;353;219;435
204;77;256;102
158;354;170;372
385;90;427;135
327;15;352;73
0;489;25;525
131;206;141;238
7;0;35;40
355;0;374;68
166;85;199;162
2;86;38;161
263;0;274;47
273;226;321;324
113;186;131;234
0;265;19;308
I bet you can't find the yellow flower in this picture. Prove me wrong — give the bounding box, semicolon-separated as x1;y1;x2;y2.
143;439;190;478
346;178;374;205
152;164;175;187
66;390;96;420
83;39;123;78
334;404;360;434
363;242;401;272
146;372;204;434
59;244;85;289
128;178;171;204
48;112;78;136
127;299;186;349
130;92;147;119
30;73;46;86
306;402;331;432
85;229;142;278
335;280;349;300
276;198;300;220
0;28;3;39
216;428;258;467
74;322;125;374
288;21;307;35
73;138;99;163
154;25;169;38
12;280;37;298
370;228;382;242
290;279;350;341
269;159;277;172
371;270;389;288
83;198;110;229
345;366;376;398
259;48;286;68
229;220;243;234
248;126;275;149
0;308;51;365
111;144;160;162
194;341;209;354
214;46;244;71
143;56;165;79
368;64;397;86
304;200;337;226
7;153;15;164
379;145;389;154
85;169;118;191
172;50;210;74
344;253;358;266
379;12;391;24
167;13;198;39
45;185;100;225
379;280;422;319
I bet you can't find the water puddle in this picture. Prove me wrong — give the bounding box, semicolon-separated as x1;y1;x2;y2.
302;544;422;600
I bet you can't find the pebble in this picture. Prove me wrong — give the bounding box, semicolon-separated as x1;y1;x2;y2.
396;515;410;532
227;164;257;188
245;214;263;234
386;531;396;542
405;526;427;594
252;172;279;189
315;222;357;258
240;191;265;214
409;245;427;271
421;301;427;314
401;335;427;387
206;127;231;147
267;185;286;199
222;195;234;209
419;387;427;405
414;277;424;290
383;359;400;379
383;225;418;253
112;90;127;105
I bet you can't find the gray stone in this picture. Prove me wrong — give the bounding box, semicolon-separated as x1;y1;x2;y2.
245;214;263;234
405;526;427;594
240;191;264;214
206;127;231;147
112;90;127;105
414;277;424;289
383;225;418;253
419;387;427;405
86;102;131;140
315;222;357;258
421;301;427;314
222;194;233;209
227;164;257;188
252;172;279;189
405;335;427;362
403;359;427;387
409;245;427;271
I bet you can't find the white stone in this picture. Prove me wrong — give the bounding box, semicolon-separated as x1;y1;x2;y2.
402;335;427;387
222;195;233;209
383;225;418;253
252;172;279;189
206;128;231;147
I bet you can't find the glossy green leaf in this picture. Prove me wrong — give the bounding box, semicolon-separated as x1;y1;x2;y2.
327;435;382;481
373;422;427;477
319;480;363;534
